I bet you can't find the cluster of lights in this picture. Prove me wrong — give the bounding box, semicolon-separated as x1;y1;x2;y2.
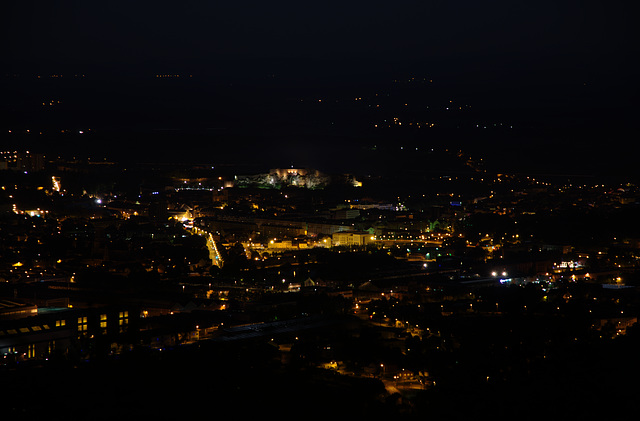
36;74;85;78
1;150;22;157
155;74;192;78
52;176;61;192
374;117;436;129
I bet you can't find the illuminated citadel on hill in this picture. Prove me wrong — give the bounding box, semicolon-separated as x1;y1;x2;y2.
234;168;361;189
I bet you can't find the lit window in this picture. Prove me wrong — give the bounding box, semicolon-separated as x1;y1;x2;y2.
78;317;87;334
100;314;107;334
119;311;129;332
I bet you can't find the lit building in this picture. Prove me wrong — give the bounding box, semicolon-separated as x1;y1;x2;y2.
0;302;137;363
331;231;374;247
0;151;45;172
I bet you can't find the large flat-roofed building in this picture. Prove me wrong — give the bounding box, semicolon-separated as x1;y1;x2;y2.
332;231;373;247
0;303;138;364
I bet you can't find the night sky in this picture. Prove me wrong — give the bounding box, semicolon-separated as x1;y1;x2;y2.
4;1;638;67
2;1;639;174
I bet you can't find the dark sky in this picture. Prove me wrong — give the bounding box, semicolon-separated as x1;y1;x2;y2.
2;1;639;174
4;1;638;70
0;3;627;51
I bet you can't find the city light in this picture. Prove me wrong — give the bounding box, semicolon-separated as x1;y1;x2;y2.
1;22;636;415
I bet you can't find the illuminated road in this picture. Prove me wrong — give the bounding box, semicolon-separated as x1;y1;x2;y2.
193;226;224;267
207;233;223;268
375;239;443;247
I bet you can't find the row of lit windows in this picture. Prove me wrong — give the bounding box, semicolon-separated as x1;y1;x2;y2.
77;312;129;336
0;315;130;344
